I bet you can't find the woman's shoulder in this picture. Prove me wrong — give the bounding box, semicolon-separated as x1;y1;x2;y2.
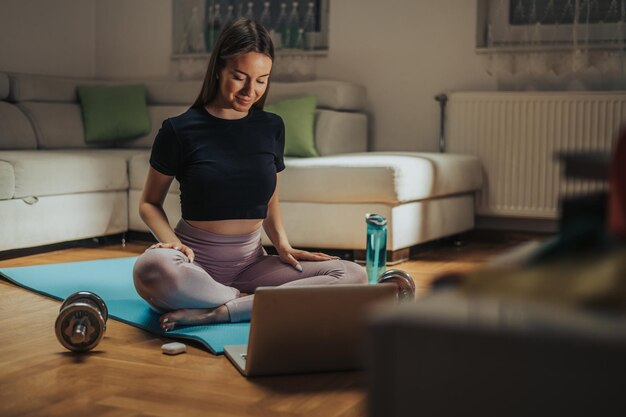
155;108;204;142
167;106;204;126
256;107;284;126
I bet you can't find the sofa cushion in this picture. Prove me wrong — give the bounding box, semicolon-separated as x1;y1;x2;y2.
128;151;481;204
17;102;188;149
266;96;318;157
77;84;151;144
268;81;366;111
0;150;129;199
8;73;87;103
6;72;201;105
0;161;15;199
0;73;9;100
0;191;128;251
0;102;38;150
279;152;483;204
315;110;367;156
18;102;87;148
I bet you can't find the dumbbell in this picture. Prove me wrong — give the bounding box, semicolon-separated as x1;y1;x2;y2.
377;269;416;302
55;291;108;352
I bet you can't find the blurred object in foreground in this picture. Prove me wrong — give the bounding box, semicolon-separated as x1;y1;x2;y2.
367;291;626;417
609;128;626;239
460;248;626;312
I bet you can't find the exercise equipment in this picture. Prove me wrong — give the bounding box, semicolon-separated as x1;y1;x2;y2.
55;291;108;352
377;269;416;301
1;257;253;354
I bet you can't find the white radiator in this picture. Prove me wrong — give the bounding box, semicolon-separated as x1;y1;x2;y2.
447;92;625;219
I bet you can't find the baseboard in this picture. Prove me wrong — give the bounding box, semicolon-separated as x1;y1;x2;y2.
476;216;558;233
0;234;128;261
353;248;410;265
125;231;157;244
0;230;475;263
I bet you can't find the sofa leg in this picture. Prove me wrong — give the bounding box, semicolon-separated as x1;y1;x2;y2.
353;248;410;266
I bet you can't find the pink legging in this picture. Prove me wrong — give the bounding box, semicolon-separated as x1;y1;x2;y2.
133;219;368;322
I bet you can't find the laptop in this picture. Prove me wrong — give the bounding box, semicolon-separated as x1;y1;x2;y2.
223;284;397;377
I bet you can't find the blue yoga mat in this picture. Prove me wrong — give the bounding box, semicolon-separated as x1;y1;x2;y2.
0;257;250;354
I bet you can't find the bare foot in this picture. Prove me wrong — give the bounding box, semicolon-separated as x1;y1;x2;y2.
160;304;230;331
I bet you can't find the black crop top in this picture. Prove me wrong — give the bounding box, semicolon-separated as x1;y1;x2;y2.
149;106;286;221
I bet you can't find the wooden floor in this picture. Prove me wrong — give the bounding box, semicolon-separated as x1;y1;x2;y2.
0;231;544;417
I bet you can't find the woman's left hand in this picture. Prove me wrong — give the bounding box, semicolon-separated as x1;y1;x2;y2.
277;247;339;272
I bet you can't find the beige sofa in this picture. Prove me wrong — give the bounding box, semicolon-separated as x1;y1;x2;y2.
0;71;482;259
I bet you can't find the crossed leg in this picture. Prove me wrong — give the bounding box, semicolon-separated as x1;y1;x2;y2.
133;248;367;330
223;255;368;322
133;248;240;330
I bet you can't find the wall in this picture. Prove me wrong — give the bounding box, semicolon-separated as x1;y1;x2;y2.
95;0;172;79
316;0;497;151
0;0;96;77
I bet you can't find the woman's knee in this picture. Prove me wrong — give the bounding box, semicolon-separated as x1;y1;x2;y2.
339;260;368;284
133;248;185;297
134;248;236;311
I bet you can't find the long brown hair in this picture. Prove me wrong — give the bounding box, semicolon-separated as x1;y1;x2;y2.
192;18;275;110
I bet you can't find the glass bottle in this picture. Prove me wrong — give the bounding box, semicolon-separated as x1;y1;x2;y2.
286;1;300;48
205;2;222;52
259;1;272;30
236;0;244;18
214;4;223;47
203;2;213;52
365;214;387;284
179;7;194;53
295;28;305;49
302;1;316;50
224;4;235;27
245;1;255;20
275;2;288;49
188;6;205;53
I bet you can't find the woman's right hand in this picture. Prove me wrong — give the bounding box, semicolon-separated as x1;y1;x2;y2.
146;242;195;263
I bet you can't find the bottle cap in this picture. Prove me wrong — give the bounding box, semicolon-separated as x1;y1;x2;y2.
365;213;387;226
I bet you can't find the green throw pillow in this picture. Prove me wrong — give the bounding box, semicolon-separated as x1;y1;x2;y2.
77;84;151;144
265;95;318;157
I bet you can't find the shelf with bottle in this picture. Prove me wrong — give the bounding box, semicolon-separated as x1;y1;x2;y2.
172;0;328;57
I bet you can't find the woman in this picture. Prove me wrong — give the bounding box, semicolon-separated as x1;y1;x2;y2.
133;18;367;331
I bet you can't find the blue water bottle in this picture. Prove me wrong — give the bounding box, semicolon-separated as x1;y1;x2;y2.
365;213;387;284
